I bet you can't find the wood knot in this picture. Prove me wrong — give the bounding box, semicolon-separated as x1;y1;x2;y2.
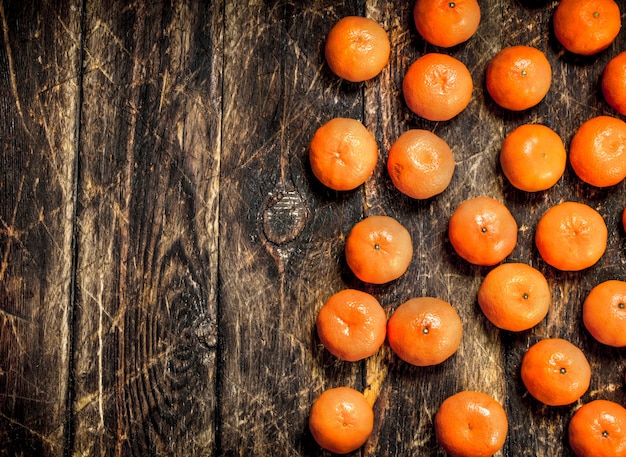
262;187;309;245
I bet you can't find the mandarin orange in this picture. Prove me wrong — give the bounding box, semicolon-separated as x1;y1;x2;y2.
413;0;481;48
309;386;374;454
325;16;390;82
486;45;552;111
402;53;473;121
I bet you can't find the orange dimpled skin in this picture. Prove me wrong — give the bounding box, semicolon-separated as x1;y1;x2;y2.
387;297;463;367
448;196;518;266
478;263;551;332
569;400;626;457
413;0;481;48
583;280;626;348
569;115;626;187
309;386;374;454
500;124;567;192
553;0;621;56
309;117;378;191
602;52;626;116
535;201;608;271
435;391;508;457
486;45;552;111
386;129;456;200
521;338;591;406
324;16;390;82
316;289;387;361
402;53;473;121
345;215;413;284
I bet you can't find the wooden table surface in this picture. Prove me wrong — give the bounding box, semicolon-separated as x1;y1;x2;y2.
1;0;626;455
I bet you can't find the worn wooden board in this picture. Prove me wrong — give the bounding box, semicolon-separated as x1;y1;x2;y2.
0;0;80;454
74;0;221;455
1;0;626;455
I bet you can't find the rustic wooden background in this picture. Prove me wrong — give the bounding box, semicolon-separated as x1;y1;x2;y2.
1;0;626;455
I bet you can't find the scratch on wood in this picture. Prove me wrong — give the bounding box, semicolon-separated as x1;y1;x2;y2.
0;0;30;138
0;409;58;447
0;174;25;282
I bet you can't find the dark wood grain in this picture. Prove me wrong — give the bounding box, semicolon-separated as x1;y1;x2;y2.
0;0;81;454
72;0;221;455
218;2;370;454
1;0;626;455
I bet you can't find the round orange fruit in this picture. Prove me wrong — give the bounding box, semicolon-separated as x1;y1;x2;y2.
413;0;481;48
499;124;567;192
387;297;463;367
520;338;591;406
402;53;473;121
569;115;626;188
345;215;413;284
324;16;390;82
386;129;456;200
568;399;626;457
477;262;551;332
535;201;608;271
553;0;621;56
582;280;626;348
309;117;378;191
602;51;626;116
486;45;552;111
309;386;374;454
435;390;508;457
448;196;518;266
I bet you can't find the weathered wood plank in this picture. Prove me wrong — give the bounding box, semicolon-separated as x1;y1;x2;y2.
73;0;221;454
218;1;370;454
0;0;81;454
360;1;509;455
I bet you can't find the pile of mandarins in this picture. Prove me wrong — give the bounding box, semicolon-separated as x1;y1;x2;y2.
307;1;626;456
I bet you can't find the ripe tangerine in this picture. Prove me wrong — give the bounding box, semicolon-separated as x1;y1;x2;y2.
486;45;552;111
324;16;390;82
448;196;518;266
316;289;387;361
435;390;508;457
309;117;378;191
345;215;413;284
402;53;473;121
309;386;374;454
386;129;456;200
413;0;481;48
520;338;591;406
387;297;463;367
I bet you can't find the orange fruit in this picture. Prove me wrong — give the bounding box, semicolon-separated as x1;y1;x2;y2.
413;0;481;48
386;129;456;200
582;280;626;348
448;196;518;266
387;297;463;366
324;16;390;82
535;201;608;271
434;391;508;457
499;124;567;192
309;117;378;191
602;51;626;116
477;262;551;332
520;338;591;406
402;53;473;121
485;45;552;111
316;289;387;361
309;386;374;454
568;399;626;457
345;215;413;284
569;115;626;187
553;0;621;56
